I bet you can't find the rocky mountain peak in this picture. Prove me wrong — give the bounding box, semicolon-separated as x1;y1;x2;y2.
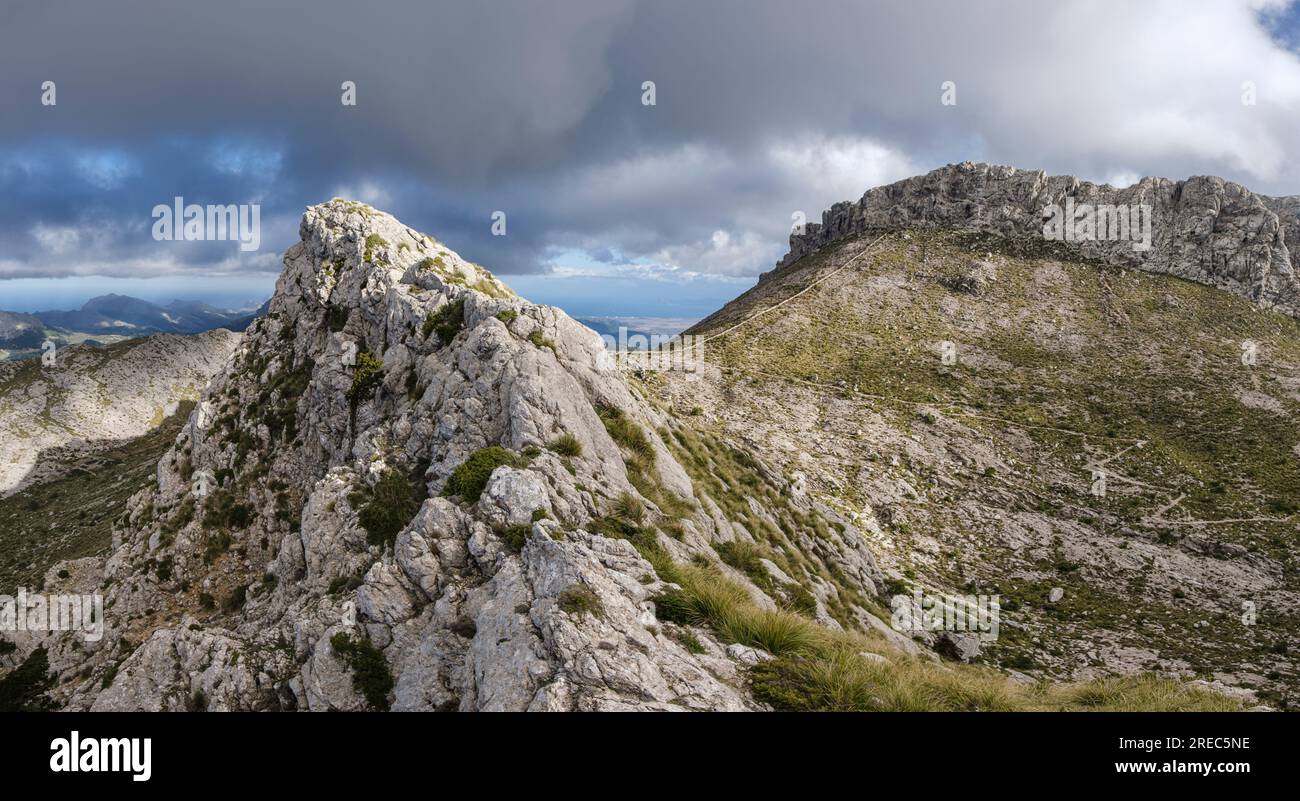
774;162;1300;317
14;199;884;712
287;199;516;310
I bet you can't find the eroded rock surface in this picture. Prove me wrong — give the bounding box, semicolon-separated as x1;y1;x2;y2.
769;162;1300;318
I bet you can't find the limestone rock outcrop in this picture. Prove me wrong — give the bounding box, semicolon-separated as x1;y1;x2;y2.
773;162;1300;318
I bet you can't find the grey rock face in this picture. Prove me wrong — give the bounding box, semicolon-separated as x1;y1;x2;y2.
774;162;1300;317
0;331;241;494
934;631;982;663
19;199;883;712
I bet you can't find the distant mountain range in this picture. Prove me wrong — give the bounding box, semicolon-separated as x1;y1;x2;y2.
0;294;269;360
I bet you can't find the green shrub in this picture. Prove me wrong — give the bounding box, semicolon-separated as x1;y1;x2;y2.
326;304;349;332
160;496;196;544
348;351;384;405
0;648;53;712
221;584;248;613
328;573;365;595
201;530;231;563
154;557;173;582
330;632;394;711
496;309;519;324
364;233;389;264
357;468;423;548
259;357;313;442
498;523;531;552
443;446;523;503
202;489;250;531
423;298;464;345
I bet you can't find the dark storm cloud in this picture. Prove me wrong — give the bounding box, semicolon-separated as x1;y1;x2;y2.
1;0;1299;281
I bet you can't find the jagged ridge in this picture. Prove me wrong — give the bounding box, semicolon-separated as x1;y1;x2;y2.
770;162;1300;318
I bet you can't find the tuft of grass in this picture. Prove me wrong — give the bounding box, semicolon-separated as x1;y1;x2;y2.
443;446;524;503
677;628;706;654
547;433;582;457
613;492;645;522
715;539;765;576
528;328;557;353
652;586;695;625
558;584;604;618
496;309;519;324
651;560;1241;712
596;404;655;464
719;607;824;656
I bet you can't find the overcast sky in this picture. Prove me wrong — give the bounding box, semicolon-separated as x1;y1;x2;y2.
3;0;1300;316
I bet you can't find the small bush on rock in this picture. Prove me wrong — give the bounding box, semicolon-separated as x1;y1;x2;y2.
443;446;523;503
331;632;393;711
357;468;423;548
347;351;385;405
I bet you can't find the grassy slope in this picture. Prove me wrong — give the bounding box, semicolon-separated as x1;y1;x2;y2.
0;402;194;594
612;378;1242;710
673;228;1299;708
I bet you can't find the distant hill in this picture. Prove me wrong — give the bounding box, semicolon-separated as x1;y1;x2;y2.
0;294;267;362
0;310;53;351
34;293;262;335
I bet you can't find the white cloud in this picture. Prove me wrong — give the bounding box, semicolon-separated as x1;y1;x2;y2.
766;137;917;205
330;181;393;209
31;224;81;255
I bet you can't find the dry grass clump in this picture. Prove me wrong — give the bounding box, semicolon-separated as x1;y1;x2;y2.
653;561;1241;712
